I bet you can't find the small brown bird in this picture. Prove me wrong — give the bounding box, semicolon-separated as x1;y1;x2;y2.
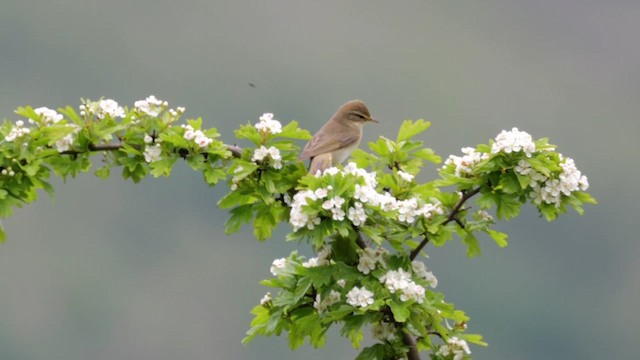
299;100;378;174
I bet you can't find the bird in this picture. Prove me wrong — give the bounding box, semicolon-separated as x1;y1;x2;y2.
299;100;378;175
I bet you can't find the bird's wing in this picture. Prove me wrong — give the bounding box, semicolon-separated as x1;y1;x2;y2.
308;153;333;175
299;131;359;160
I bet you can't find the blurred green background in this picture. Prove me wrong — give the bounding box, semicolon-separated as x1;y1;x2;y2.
1;1;638;359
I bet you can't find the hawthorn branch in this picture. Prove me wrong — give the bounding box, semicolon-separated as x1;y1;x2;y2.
410;187;481;260
59;142;244;158
403;332;421;360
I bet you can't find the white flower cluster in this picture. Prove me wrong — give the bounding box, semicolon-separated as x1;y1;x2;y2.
260;292;272;306
313;290;341;313
134;95;166;117
357;247;387;275
270;258;287;276
443;147;489;177
346;286;375;308
4;120;31;142
144;144;162;163
289;188;324;231
289;162;443;231
252;146;283;169
34;107;63;125
302;245;331;268
255;113;282;135
411;260;438;288
475;210;494;222
397;170;414;182
371;321;397;341
181;124;214;149
80;99;125;119
55;124;81;153
380;268;426;304
396;197;444;224
322;196;346;221
348;202;367;226
436;336;471;360
515;156;589;208
491;127;536;157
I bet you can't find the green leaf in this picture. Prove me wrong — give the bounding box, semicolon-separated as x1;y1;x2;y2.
149;157;177;177
0;221;6;244
341;315;366;348
218;190;257;209
203;166;226;185
279;121;312;140
413;147;441;164
396;119;431;142
288;307;322;349
95;165;110;179
495;194;522;220
303;266;334;288
225;204;254;234
462;333;488;346
498;172;521;194
486;229;508;248
462;232;482;257
235;123;262;145
356;344;386;360
388;300;410;322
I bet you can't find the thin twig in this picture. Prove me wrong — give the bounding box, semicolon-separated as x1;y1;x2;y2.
60;142;244;158
410;187;481;260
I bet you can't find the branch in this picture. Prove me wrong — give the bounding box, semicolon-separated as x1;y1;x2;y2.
403;332;421;360
60;142;244;158
410;187;481;260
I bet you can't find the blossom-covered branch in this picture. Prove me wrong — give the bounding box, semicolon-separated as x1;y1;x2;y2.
1;97;595;359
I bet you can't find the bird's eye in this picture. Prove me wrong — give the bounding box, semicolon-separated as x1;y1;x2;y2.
351;112;366;120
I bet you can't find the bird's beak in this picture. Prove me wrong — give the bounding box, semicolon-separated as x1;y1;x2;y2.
368;117;379;123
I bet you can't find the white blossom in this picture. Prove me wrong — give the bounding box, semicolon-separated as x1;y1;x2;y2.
255;113;282;135
400;281;426;303
55;124;81;153
397;170;414;182
289;189;317;231
336;279;346;288
260;292;272;306
443;147;489;177
181;124;214;149
346;286;374;308
4;121;31;142
357;247;386;274
313;290;341;313
98;99;125;119
252;145;282;169
347;202;367;227
436;337;471;360
411;260;438;288
380;268;426;304
270;258;287;276
529;155;588;208
134;95;166;117
476;210;493;222
303;245;332;267
514;159;532;175
491;127;536;157
372;321;397;341
143;134;153;144
34;107;63;125
143;144;162;163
